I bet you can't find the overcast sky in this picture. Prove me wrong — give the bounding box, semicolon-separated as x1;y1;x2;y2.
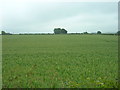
1;0;118;33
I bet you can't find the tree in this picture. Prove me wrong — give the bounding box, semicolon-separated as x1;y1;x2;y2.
54;28;67;34
83;32;88;34
97;31;102;34
117;31;120;35
61;28;67;34
1;31;6;35
1;31;12;35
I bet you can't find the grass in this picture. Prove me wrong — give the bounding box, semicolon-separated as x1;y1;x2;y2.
2;34;118;88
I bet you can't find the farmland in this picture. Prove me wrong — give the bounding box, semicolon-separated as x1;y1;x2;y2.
2;35;118;88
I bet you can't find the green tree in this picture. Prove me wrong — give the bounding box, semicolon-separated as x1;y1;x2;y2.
83;32;88;34
1;31;12;35
1;31;6;35
117;31;120;35
54;28;67;34
97;31;102;34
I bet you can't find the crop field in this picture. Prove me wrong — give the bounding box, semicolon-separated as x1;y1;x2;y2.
2;35;118;88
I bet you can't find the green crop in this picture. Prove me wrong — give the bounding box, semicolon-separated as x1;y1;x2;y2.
2;35;118;88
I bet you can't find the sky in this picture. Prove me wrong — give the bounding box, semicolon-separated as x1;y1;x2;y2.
0;0;119;34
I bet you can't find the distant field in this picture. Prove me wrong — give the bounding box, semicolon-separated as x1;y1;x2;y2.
2;35;118;88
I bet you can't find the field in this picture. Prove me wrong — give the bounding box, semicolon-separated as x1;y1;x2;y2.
2;35;118;88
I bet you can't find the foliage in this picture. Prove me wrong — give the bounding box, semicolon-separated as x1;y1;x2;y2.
97;31;102;34
2;35;118;88
1;31;6;35
117;31;120;35
83;32;88;34
1;31;12;35
54;28;67;34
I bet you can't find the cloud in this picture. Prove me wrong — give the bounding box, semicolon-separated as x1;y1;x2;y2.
44;12;117;33
1;2;118;33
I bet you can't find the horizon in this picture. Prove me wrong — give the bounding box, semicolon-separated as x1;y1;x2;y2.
1;30;118;34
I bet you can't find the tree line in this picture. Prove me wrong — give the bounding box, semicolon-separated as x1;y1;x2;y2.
1;29;120;35
1;31;12;35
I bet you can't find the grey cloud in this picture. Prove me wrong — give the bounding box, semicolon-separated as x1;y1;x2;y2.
1;2;118;33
